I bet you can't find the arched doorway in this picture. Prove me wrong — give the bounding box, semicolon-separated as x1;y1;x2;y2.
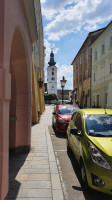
9;28;31;154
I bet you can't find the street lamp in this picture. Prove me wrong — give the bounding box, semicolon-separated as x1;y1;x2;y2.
60;76;67;104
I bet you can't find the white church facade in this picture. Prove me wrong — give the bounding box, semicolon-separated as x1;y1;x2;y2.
47;50;57;95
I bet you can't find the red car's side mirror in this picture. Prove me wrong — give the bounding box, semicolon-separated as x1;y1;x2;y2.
52;112;56;115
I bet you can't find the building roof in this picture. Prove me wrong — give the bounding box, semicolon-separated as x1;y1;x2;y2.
71;28;105;65
90;21;112;46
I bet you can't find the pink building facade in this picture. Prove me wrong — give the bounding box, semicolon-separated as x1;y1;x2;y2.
0;1;38;199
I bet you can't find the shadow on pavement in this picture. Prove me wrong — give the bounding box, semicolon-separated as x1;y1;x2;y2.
49;125;67;139
67;150;112;200
55;131;67;139
6;153;28;199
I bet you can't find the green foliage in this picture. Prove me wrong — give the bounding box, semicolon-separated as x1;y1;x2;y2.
44;93;58;102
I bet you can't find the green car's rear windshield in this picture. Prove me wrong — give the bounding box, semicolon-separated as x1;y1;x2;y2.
85;115;112;137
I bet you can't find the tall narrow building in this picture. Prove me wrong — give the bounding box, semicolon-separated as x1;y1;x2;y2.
47;50;57;95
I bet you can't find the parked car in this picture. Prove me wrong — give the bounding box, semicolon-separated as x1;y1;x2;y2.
52;104;79;133
67;108;112;195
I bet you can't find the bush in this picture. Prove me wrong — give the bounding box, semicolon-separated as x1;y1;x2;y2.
44;93;58;103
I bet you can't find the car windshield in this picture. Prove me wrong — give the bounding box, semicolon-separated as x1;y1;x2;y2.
85;115;112;137
59;106;79;115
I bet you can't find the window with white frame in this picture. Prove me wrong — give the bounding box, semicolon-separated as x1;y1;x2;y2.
110;63;112;73
94;72;96;82
94;51;97;60
101;44;105;54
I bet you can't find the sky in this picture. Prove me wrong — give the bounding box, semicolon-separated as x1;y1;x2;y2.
40;0;112;90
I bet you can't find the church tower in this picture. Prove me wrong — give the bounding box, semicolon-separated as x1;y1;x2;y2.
47;50;57;95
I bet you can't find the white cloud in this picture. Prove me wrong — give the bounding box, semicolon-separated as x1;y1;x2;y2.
40;0;46;3
42;0;112;41
57;64;73;90
41;0;78;20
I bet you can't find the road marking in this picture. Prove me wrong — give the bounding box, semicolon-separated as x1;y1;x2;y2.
55;155;69;200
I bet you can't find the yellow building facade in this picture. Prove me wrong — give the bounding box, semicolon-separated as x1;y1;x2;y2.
32;0;45;124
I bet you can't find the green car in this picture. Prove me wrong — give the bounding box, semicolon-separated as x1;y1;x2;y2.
67;108;112;195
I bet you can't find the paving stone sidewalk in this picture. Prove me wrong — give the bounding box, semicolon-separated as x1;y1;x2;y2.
6;105;64;200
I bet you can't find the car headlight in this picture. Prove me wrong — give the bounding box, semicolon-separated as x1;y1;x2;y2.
58;117;65;122
88;142;111;170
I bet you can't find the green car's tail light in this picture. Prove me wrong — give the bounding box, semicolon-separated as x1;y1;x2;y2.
88;142;111;170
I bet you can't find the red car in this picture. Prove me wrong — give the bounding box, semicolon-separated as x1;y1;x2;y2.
52;104;79;133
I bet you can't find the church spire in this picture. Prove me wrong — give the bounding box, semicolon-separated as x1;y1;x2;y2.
48;50;56;66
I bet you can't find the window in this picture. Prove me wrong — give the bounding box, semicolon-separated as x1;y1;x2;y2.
101;44;105;54
71;112;77;121
94;72;96;82
74;113;82;131
51;77;55;80
94;51;97;60
52;86;54;88
85;115;112;137
110;63;112;73
59;106;79;115
52;71;54;75
110;36;112;48
89;48;92;56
